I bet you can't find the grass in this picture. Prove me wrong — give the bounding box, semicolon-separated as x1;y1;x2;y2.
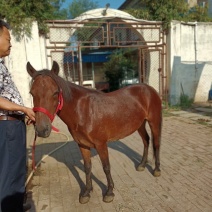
178;94;193;109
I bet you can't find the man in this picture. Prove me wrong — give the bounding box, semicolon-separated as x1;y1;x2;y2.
0;20;35;212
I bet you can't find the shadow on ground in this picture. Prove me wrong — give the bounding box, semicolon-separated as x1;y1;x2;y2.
26;139;153;199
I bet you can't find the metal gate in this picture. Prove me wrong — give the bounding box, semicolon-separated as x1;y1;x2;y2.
45;19;167;102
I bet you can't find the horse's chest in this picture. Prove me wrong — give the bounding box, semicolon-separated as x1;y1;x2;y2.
70;128;95;148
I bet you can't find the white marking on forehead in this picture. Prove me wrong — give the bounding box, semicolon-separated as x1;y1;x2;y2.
41;77;48;87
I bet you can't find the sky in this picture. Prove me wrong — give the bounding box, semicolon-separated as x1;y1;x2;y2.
61;0;126;10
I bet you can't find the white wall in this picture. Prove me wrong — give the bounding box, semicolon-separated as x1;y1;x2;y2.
4;22;47;107
169;21;212;105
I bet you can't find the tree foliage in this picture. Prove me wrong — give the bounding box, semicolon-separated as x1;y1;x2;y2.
103;50;137;91
125;0;212;31
185;4;212;22
68;0;98;18
0;0;68;40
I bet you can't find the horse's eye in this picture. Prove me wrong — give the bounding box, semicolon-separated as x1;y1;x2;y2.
53;91;59;96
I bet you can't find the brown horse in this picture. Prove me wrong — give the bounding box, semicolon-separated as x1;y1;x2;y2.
27;61;162;204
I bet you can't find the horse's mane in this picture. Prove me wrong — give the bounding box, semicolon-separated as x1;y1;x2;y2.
31;69;72;102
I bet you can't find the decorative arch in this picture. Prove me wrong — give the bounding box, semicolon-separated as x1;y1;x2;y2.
45;8;167;101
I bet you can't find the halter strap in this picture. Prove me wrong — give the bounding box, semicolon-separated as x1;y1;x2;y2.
57;90;64;112
33;89;63;128
33;107;54;121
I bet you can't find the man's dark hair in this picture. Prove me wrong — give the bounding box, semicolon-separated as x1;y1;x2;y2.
0;20;10;34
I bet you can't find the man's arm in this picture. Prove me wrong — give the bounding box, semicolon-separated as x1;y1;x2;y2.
0;97;35;121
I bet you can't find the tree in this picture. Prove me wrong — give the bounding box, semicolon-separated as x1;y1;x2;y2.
0;0;68;40
125;0;212;32
143;0;188;22
68;0;98;18
185;4;212;22
103;50;137;91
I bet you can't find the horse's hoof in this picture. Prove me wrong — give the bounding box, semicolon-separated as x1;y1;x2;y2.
103;193;115;203
79;195;90;204
136;165;145;172
153;170;161;177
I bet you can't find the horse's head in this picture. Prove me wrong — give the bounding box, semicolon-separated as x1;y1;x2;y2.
27;61;63;138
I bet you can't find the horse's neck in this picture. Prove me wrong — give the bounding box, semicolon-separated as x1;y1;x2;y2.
58;83;91;122
70;82;99;97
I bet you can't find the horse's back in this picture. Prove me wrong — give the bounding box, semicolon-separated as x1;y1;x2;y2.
107;83;161;109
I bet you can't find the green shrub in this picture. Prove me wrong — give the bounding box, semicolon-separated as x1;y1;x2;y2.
179;94;193;109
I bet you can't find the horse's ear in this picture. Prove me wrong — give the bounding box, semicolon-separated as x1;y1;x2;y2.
26;62;36;77
51;61;59;75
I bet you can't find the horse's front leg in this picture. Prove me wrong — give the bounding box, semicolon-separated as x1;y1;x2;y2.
78;145;93;204
95;143;114;203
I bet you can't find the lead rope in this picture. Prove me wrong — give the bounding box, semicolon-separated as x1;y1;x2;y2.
32;132;37;171
25;122;70;187
26;120;59;171
26;119;38;171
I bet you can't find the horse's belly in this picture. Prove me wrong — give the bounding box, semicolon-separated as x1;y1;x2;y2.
99;119;142;142
69;115;143;146
107;127;138;142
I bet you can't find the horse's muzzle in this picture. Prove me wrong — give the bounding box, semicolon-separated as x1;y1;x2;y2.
35;124;51;138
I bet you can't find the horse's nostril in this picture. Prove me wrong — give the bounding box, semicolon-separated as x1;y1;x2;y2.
47;125;51;131
45;126;50;136
34;124;51;138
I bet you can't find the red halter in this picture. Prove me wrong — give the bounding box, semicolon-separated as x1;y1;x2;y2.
33;89;64;131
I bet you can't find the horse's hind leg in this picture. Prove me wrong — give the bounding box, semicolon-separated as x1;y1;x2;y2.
137;120;150;172
78;145;93;204
95;143;114;203
149;117;162;177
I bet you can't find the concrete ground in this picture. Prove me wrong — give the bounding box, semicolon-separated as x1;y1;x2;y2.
25;106;212;212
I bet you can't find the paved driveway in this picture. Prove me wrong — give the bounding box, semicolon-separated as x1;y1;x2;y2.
26;111;212;212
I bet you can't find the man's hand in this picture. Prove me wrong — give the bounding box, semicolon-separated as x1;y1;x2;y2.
23;107;35;122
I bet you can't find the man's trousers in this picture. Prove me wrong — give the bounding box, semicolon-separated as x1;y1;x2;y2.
0;119;26;212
